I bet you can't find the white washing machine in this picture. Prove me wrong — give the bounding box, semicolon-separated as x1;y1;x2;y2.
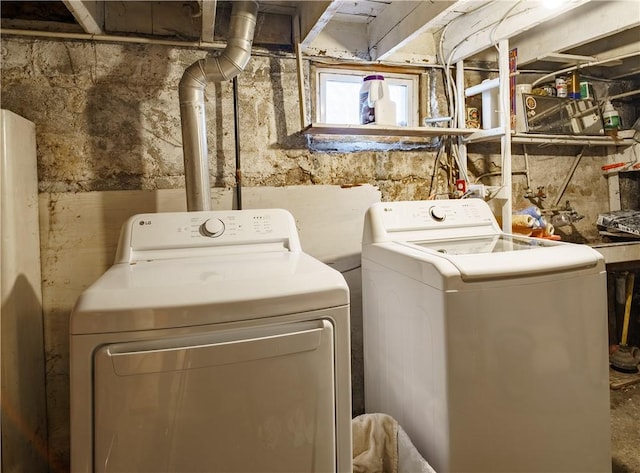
70;209;351;473
361;199;611;473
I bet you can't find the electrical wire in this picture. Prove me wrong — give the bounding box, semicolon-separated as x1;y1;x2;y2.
436;0;524;190
530;51;640;87
428;142;446;198
490;1;524;50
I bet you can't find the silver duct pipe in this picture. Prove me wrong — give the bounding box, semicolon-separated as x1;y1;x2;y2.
179;0;258;211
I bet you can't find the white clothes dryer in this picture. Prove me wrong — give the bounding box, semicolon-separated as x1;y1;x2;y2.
362;199;611;473
70;209;351;473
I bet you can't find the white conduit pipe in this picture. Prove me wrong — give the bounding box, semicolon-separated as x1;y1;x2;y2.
531;52;640;87
0;28;228;50
179;0;258;211
464;77;500;97
609;89;640;101
1;27;296;61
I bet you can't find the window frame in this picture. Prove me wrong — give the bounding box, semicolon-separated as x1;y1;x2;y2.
314;67;420;127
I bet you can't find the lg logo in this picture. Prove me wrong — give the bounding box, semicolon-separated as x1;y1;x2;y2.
139;220;152;226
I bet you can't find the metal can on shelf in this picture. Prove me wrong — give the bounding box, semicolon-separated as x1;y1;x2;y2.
466;107;480;128
555;77;567;97
541;84;556;96
568;70;581;99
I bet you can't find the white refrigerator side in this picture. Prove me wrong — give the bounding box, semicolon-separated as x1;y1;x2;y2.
0;109;48;473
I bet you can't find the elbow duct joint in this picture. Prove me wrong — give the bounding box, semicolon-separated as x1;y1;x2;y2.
179;0;258;211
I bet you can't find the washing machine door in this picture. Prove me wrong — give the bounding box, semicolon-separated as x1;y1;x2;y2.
93;319;337;473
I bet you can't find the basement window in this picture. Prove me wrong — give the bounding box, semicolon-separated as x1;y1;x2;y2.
315;67;419;127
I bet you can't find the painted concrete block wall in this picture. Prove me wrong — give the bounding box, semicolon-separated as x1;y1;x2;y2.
0;36;615;470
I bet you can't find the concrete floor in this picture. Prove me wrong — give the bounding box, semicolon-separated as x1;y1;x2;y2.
611;378;640;473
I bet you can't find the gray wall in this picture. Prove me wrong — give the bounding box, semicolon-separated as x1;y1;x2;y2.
0;36;615;471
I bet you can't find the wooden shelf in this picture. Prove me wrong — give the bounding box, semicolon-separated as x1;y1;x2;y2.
510;133;635;147
301;123;475;137
301;123;636;147
464;127;506;143
592;241;640;267
464;129;635;146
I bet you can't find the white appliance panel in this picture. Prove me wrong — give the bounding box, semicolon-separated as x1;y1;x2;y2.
71;251;348;334
365;200;602;281
94;320;336;473
363;258;611;473
362;199;611;473
0;109;48;473
71;209;352;473
363;199;500;246
115;209;301;263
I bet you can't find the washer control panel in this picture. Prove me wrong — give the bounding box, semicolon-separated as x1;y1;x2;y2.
116;209;301;262
367;199;499;241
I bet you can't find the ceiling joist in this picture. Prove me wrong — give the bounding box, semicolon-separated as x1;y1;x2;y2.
199;0;216;43
441;0;590;64
2;0;638;81
298;1;342;49
61;0;103;35
368;0;456;61
513;0;640;66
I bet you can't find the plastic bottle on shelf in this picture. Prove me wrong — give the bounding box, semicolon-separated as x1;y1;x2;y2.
602;100;621;136
580;81;594;100
359;75;396;126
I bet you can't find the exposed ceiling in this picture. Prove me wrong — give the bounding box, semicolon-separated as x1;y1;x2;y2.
1;0;639;80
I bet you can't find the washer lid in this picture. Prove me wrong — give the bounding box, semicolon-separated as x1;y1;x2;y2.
70;251;348;335
398;233;603;280
408;233;559;255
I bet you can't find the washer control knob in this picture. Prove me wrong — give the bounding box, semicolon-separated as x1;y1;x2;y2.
201;218;225;237
429;206;446;222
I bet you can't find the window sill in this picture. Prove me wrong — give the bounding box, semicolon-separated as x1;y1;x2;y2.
301;123;474;137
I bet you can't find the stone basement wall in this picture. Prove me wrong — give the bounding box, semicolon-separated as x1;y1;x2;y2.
1;36;612;470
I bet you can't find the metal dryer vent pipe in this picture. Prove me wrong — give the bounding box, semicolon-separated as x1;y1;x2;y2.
179;0;258;211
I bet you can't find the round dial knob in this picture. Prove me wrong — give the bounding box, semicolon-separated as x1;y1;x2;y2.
429;206;446;222
200;218;225;237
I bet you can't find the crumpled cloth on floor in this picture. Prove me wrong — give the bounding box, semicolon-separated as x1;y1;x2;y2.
352;413;438;473
397;426;437;473
352;413;399;473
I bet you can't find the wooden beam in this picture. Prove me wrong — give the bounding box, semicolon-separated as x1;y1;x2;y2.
62;0;103;35
298;1;342;49
304;21;370;61
295;43;308;128
200;0;216;44
104;1;151;35
368;1;458;61
513;0;640;66
441;0;590;64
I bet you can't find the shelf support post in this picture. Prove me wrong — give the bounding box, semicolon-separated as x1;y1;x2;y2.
499;38;512;232
456;60;468;180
